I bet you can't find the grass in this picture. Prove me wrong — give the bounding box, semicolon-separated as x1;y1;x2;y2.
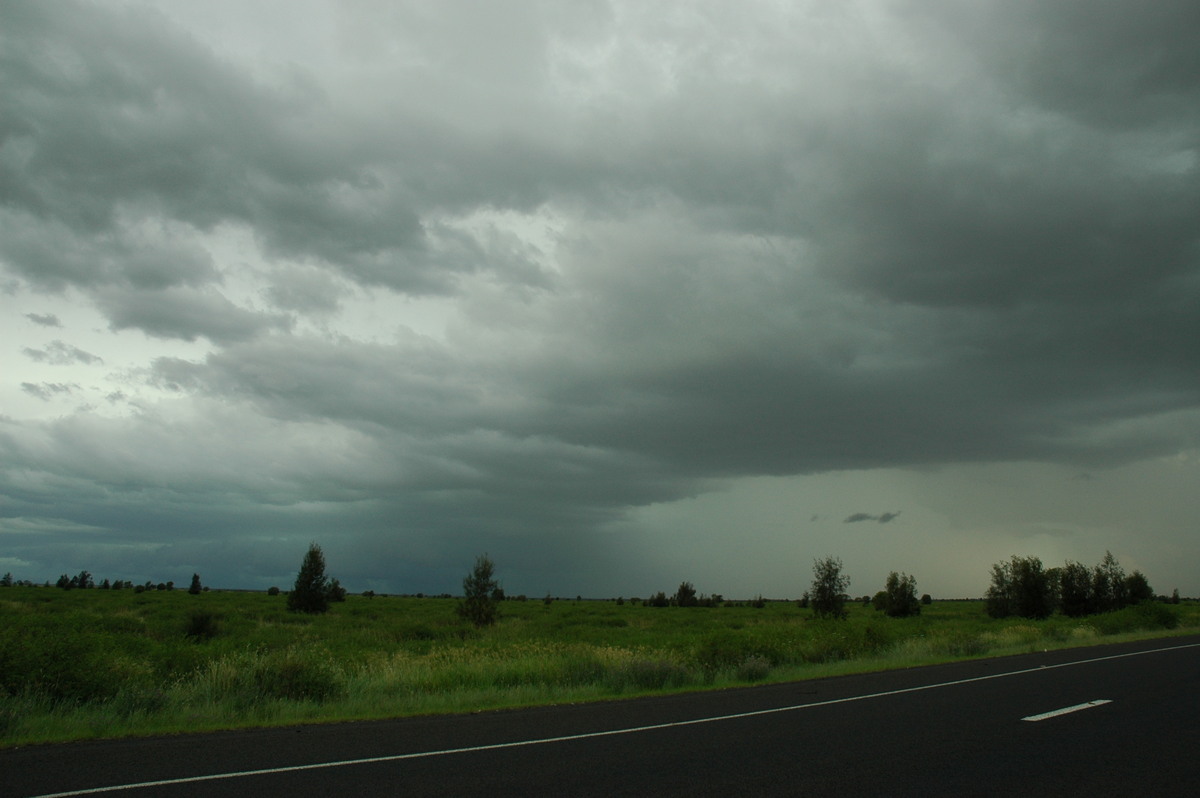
1;588;1196;747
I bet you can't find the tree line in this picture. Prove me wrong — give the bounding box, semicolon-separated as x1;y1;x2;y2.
5;548;1181;627
984;551;1169;620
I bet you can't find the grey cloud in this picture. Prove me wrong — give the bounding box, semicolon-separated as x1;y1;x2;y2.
96;287;292;344
21;382;77;400
25;312;61;327
2;1;1200;596
844;512;901;524
22;340;103;365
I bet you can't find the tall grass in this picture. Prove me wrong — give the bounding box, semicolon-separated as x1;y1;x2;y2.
1;589;1195;746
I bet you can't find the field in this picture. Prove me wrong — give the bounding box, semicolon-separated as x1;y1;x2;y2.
2;587;1196;747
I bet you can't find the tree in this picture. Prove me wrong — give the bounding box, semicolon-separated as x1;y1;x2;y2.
188;573;203;595
457;554;500;627
810;556;850;619
673;581;698;607
288;543;331;614
880;571;921;618
985;555;1053;619
1;572;13;587
1124;571;1153;605
1091;551;1126;613
1058;561;1092;617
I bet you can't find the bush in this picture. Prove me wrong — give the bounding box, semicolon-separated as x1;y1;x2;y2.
184;611;220;640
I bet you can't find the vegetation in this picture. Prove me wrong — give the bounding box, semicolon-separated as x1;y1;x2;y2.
875;572;921;618
809;556;850;619
987;551;1156;620
0;586;1195;748
287;543;337;615
456;554;501;627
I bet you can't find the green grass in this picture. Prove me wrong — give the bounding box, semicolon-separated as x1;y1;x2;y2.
1;588;1196;747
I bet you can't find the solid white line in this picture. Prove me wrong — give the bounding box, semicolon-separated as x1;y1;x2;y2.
30;640;1200;797
1021;699;1112;722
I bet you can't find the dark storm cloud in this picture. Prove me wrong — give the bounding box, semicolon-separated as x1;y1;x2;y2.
2;1;1199;594
96;287;292;344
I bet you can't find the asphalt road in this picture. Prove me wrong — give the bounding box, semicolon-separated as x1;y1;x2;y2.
6;635;1199;797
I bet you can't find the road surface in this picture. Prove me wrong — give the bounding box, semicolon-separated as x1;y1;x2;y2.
6;635;1199;796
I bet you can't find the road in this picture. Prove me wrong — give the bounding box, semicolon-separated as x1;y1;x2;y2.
6;635;1199;796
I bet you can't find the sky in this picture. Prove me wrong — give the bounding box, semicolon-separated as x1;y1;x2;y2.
2;0;1199;600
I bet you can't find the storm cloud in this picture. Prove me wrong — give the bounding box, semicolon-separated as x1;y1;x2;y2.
1;0;1198;598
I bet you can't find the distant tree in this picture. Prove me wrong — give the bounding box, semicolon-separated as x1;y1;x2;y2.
920;593;932;605
267;585;281;596
647;591;670;608
1091;551;1126;613
1124;571;1153;605
363;590;376;599
986;555;1053;619
288;543;331;614
56;574;71;589
327;577;347;603
880;571;921;618
810;556;850;619
1;572;13;587
457;554;501;627
1171;588;1181;605
674;581;698;607
1058;561;1093;617
188;573;203;595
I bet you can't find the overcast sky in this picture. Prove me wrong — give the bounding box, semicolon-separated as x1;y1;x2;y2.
3;0;1199;599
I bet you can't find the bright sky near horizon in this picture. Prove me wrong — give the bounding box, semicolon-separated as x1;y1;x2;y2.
2;0;1199;599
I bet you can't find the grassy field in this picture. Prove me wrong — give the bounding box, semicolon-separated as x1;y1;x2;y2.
2;587;1196;747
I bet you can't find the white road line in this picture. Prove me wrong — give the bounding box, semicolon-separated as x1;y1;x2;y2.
1021;699;1112;722
30;640;1200;798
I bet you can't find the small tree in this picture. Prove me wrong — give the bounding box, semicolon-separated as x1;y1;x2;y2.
1;572;13;587
674;581;698;607
188;573;203;595
810;556;850;619
880;571;921;618
1124;571;1153;605
1058;560;1092;617
1091;551;1126;613
985;555;1053;619
288;543;331;614
457;554;500;627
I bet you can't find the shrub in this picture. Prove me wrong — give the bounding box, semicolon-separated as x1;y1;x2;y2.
184;610;220;640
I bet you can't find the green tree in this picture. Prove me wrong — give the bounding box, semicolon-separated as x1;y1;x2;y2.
1058;560;1093;617
1124;570;1153;605
457;554;500;627
1092;551;1126;613
1;572;13;587
986;555;1053;619
188;573;203;595
880;571;921;617
810;556;850;619
288;543;331;614
673;581;698;607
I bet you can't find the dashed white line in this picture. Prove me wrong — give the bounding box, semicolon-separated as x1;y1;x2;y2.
29;640;1200;797
1022;699;1112;722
